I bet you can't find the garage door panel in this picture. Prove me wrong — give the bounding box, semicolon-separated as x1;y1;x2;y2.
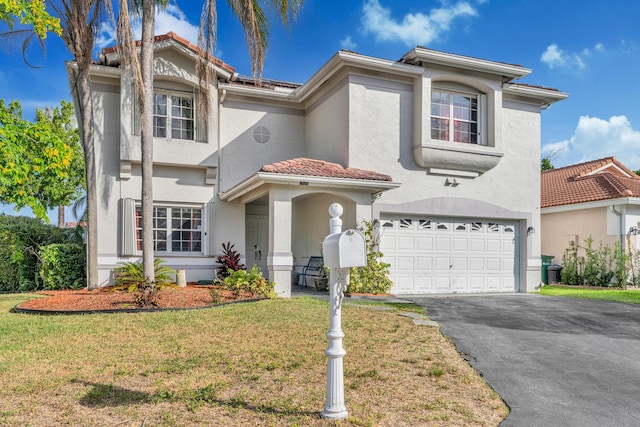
434;257;451;271
469;238;485;252
396;256;415;272
416;237;433;251
469;258;484;271
486;239;501;252
452;238;468;252
397;236;415;251
415;257;432;271
434;237;450;251
451;257;467;271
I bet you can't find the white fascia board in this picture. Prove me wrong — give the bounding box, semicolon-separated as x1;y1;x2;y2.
219;172;401;202
541;197;640;214
219;83;298;102
66;61;122;78
503;84;569;106
403;47;531;80
294;51;423;101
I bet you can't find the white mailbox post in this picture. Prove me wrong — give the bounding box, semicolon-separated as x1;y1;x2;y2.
320;203;366;420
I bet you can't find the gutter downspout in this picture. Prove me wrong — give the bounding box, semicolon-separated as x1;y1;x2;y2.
611;205;625;250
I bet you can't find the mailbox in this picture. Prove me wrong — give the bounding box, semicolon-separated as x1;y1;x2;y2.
322;229;367;268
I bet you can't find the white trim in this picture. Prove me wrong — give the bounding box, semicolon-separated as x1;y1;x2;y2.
220;172;401;202
541;197;640;214
584;163;634;178
402;47;531;80
502;84;568;106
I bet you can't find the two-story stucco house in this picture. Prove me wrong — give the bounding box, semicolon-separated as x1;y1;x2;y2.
67;32;566;297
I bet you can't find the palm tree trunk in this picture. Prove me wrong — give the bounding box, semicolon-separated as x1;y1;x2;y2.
140;0;155;282
76;68;99;289
58;205;65;228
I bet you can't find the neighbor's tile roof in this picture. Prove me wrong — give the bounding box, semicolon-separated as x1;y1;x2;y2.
541;157;640;208
260;158;393;181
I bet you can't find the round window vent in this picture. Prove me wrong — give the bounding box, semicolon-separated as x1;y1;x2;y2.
253;126;270;144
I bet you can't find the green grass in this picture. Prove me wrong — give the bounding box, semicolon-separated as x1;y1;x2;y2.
539;285;640;304
0;293;506;426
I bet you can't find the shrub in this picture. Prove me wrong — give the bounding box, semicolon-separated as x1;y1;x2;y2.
348;220;393;294
39;243;85;290
113;259;176;291
561;237;634;288
219;265;276;299
0;215;75;292
215;241;244;278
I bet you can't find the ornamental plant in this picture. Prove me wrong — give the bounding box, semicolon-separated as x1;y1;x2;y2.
113;258;176;292
219;265;276;299
348;220;393;294
215;241;244;278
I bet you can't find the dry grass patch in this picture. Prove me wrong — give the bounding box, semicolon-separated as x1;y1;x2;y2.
0;293;507;426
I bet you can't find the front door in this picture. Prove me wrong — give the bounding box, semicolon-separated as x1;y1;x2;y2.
246;215;269;275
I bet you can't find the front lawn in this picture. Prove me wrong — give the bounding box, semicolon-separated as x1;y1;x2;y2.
539;285;640;304
0;294;506;426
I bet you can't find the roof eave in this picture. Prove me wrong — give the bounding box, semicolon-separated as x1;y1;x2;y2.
219;172;401;203
294;50;424;101
503;84;569;107
402;47;531;80
541;197;640;213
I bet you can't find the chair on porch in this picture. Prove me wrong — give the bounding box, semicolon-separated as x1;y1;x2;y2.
295;256;324;287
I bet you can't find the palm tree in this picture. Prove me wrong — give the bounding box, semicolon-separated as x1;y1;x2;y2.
121;0;302;282
196;0;302;119
51;0;112;289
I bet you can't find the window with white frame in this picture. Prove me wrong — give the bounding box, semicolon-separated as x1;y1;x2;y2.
153;92;195;140
135;205;202;253
431;89;479;144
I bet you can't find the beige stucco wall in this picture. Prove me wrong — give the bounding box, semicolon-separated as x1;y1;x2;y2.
541;207;617;264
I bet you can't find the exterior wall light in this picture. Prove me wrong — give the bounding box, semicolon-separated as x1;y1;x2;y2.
629;226;640;236
527;226;535;236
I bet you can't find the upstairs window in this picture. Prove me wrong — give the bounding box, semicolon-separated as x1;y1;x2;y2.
431;90;479;144
153;92;194;140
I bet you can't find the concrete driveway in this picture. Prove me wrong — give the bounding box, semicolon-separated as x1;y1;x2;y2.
408;294;640;427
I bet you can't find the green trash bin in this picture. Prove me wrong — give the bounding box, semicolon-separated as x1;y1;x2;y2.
541;255;554;284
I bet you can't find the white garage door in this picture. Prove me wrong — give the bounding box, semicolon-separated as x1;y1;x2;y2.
380;216;519;294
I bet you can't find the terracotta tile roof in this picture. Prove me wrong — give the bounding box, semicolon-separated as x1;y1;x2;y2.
541;157;640;208
101;32;235;74
260;158;393;181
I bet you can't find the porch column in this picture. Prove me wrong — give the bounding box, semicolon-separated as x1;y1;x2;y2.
267;188;294;297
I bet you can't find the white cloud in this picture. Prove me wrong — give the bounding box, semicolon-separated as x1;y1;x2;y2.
541;42;604;71
340;35;357;51
96;3;199;49
361;0;479;46
543;115;640;170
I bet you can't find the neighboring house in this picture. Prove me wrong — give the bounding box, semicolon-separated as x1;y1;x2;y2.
67;32;566;296
541;157;640;264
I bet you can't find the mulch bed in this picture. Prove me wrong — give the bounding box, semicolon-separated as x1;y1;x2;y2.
14;284;259;314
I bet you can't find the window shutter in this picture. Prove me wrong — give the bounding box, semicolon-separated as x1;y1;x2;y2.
120;198;137;256
478;94;487;146
205;202;216;256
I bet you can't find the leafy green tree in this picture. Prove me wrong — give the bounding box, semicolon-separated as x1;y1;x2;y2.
634;169;640;177
541;157;554;171
0;0;61;37
0;99;84;221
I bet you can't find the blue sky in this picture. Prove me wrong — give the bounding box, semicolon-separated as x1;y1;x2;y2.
2;0;640;221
